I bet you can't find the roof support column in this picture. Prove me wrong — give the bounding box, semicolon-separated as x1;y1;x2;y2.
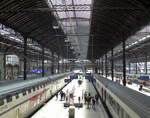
23;37;27;80
135;62;138;74
3;53;6;80
111;48;114;81
95;61;98;73
42;47;45;77
102;56;104;76
105;53;108;78
122;39;126;86
98;59;100;74
129;63;131;74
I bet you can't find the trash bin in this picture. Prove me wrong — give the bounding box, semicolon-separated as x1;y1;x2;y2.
69;108;75;118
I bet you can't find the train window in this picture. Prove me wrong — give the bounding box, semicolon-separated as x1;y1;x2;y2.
6;95;12;103
23;91;26;96
28;89;31;93
0;99;4;106
15;93;19;99
33;87;36;91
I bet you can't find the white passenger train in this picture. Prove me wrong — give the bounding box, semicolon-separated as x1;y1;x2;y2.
0;72;72;118
94;74;150;118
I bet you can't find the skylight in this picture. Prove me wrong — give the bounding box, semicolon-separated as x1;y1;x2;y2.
47;0;92;59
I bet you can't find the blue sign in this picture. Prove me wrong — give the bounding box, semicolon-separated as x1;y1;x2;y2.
139;76;149;81
85;75;96;83
31;70;47;73
70;74;78;80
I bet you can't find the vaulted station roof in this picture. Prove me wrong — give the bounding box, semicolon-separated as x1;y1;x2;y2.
1;0;150;60
0;0;75;58
88;0;150;59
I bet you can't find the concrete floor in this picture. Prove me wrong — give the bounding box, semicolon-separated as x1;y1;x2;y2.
31;76;109;118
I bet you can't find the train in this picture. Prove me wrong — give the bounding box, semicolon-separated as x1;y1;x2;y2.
0;72;72;118
93;74;150;118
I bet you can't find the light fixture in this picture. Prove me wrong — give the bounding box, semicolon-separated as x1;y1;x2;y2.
53;25;59;29
65;39;69;42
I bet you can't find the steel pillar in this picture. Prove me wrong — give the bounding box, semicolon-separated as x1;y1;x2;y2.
135;62;138;74
3;53;6;80
111;48;114;81
42;47;45;77
122;40;126;86
105;54;108;78
102;57;104;76
129;63;131;74
23;37;27;80
145;53;148;74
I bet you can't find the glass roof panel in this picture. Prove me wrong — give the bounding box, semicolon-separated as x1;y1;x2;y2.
51;0;72;5
57;11;74;19
75;11;91;19
74;0;92;4
77;21;90;26
49;0;92;59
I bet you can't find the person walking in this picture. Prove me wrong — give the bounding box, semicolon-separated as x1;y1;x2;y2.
55;93;58;100
92;98;96;109
60;91;63;101
63;92;66;100
95;94;99;104
78;96;81;103
84;92;87;104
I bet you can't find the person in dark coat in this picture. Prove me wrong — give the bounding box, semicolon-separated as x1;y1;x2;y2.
78;96;81;103
55;93;58;100
92;98;96;109
60;91;63;101
95;94;99;104
84;92;87;104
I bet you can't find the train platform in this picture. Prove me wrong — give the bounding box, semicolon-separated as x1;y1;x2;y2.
106;76;150;96
31;76;109;118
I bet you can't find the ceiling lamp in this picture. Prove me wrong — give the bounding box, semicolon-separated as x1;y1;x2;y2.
53;25;59;29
